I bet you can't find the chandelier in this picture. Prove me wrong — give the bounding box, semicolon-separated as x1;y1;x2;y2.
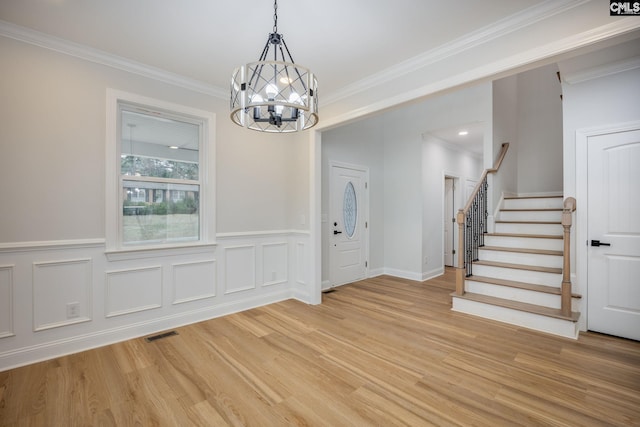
230;0;318;132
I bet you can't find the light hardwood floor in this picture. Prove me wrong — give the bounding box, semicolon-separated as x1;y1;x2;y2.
1;269;639;426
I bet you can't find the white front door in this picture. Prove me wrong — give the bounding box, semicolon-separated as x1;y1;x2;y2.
329;164;368;287
587;127;640;341
444;178;455;267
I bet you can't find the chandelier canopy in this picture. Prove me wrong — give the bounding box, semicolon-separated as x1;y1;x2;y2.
230;0;318;132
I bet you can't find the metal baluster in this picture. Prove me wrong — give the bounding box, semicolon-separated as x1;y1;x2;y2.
466;213;472;276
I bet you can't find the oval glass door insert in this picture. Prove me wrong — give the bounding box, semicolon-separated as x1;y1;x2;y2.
343;181;357;238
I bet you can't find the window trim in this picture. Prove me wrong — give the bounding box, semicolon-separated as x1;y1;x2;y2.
106;89;216;253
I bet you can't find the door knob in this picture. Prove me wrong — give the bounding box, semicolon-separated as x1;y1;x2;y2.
333;230;342;235
591;240;611;247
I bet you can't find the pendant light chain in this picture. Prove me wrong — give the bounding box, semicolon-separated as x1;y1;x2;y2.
273;0;278;34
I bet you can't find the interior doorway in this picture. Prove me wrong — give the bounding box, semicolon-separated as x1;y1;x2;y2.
444;176;461;268
581;124;640;341
444;177;456;267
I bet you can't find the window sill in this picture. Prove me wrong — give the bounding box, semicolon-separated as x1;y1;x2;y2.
105;242;217;261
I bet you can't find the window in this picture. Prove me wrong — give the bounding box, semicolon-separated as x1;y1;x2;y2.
106;90;215;252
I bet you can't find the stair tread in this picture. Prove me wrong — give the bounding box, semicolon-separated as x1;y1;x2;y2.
485;233;562;239
452;292;579;321
475;260;562;274
504;195;563;200
468;275;581;298
479;246;563;256
495;220;561;224
500;208;562;212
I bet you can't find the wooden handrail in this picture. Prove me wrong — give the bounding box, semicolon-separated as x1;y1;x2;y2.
462;143;509;213
490;141;510;173
455;142;510;296
561;197;576;316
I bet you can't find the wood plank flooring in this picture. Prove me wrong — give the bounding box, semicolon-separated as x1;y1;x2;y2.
1;268;639;426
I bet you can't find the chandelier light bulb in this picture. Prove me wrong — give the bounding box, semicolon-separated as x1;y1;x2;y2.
230;0;318;132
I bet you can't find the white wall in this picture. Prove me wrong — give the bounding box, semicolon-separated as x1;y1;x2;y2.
489;64;563;221
558;39;640;331
516;64;563;194
0;36;313;370
0;37;309;240
417;85;491;279
422;137;483;275
490;74;518;220
382;108;424;278
560;39;640;199
321;83;489;282
216;126;309;233
321;119;385;282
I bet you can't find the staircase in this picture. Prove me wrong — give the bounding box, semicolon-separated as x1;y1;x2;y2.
451;195;581;339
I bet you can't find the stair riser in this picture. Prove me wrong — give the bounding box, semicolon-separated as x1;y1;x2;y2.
503;197;563;210
484;235;563;251
499;211;562;222
478;250;563;269
495;222;563;235
472;264;562;286
465;280;579;311
451;297;579;339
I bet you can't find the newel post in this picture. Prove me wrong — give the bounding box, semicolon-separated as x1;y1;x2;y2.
455;209;466;296
561;197;576;317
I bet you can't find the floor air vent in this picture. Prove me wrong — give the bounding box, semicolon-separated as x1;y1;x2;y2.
145;331;178;342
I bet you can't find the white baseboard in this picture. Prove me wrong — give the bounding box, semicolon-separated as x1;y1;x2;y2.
382;268;423;282
368;268;385;278
0;290;291;372
422;267;444;281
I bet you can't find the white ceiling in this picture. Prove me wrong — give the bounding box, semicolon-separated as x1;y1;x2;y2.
0;0;547;100
428;121;486;156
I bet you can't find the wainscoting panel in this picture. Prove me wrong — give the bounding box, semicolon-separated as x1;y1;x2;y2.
224;245;256;295
0;232;312;371
172;259;216;304
32;259;92;331
105;266;162;317
295;241;307;286
0;265;14;338
262;242;288;287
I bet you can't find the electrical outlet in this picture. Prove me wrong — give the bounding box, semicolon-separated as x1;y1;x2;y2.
66;302;80;319
272;271;277;281
424;256;428;265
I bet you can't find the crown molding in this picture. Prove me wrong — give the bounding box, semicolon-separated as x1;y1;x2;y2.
318;17;640;130
562;56;640;84
321;0;590;106
0;19;228;99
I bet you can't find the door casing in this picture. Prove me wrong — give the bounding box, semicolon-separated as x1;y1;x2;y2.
576;120;640;338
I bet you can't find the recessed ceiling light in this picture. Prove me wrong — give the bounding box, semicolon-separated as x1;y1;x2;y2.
169;145;179;149
458;130;469;136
